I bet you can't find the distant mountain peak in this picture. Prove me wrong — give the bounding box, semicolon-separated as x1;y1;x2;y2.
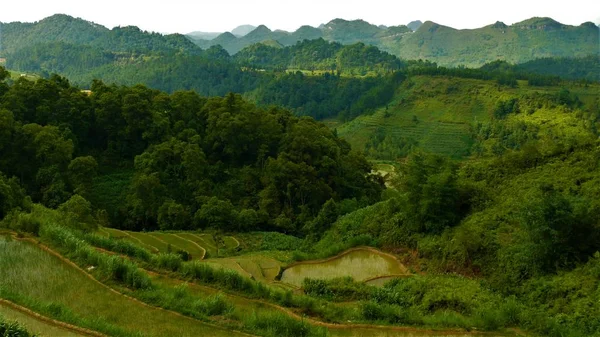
491;21;508;29
214;31;237;42
512;17;565;30
407;20;423;31
231;25;256;37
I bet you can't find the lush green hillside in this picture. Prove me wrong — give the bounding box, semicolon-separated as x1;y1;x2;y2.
234;38;404;75
515;55;600;82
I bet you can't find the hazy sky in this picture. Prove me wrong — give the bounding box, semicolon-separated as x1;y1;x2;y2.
1;0;599;34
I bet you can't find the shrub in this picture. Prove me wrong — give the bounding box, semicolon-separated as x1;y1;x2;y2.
245;311;325;337
151;253;183;272
193;294;233;316
0;316;35;337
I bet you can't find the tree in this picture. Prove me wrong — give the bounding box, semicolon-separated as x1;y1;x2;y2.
157;200;190;230
520;185;600;272
398;153;464;234
193;197;237;231
0;172;31;219
68;156;98;197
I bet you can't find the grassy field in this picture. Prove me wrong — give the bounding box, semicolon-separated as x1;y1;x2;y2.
0;236;245;337
281;248;409;287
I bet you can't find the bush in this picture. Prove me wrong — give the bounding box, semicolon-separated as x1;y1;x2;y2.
58;194;97;232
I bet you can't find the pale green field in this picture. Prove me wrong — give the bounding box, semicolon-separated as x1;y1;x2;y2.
0;237;245;337
281;248;409;287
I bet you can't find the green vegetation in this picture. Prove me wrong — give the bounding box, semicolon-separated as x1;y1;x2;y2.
0;70;382;234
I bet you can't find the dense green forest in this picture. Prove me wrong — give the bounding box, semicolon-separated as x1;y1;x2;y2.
0;66;382;233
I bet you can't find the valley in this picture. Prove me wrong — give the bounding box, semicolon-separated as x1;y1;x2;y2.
0;6;599;337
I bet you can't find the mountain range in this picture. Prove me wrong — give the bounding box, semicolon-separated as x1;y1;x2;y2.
188;17;598;66
0;14;597;73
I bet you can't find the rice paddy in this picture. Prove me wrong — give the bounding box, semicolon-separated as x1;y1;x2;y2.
281;248;409;287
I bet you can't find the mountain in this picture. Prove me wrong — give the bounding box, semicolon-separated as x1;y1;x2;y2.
407;20;423;31
0;14;201;56
231;24;257;37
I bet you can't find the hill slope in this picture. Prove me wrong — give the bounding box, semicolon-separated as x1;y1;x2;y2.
336;75;600;158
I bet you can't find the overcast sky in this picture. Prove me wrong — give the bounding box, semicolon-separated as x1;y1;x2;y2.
1;0;599;34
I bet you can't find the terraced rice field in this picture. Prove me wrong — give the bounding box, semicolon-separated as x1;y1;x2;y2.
337;76;499;158
177;232;218;256
281;248;409;287
96;228;243;260
0;237;243;337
